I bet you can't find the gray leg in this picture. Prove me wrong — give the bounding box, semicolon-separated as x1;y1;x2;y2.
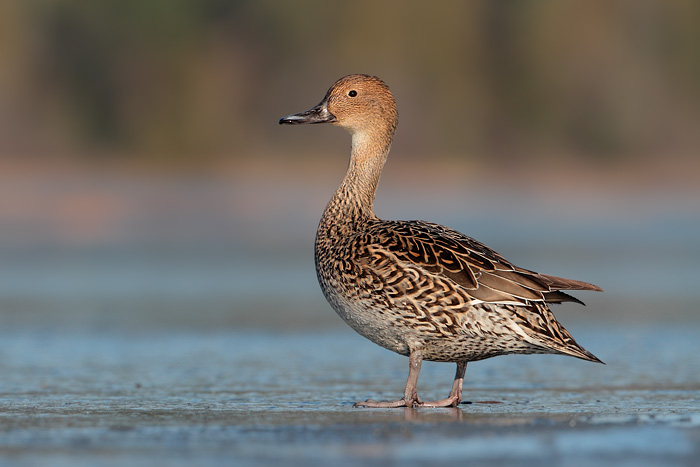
419;361;467;408
354;349;424;408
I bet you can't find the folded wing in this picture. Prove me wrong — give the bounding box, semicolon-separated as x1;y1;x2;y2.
359;220;602;306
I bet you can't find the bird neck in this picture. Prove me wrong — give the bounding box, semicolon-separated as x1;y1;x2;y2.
333;129;392;218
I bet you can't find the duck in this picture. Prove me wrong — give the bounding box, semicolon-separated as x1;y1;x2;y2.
279;74;603;408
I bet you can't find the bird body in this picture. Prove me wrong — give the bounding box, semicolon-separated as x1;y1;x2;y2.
280;74;602;408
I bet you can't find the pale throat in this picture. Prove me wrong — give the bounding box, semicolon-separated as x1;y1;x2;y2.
331;128;392;215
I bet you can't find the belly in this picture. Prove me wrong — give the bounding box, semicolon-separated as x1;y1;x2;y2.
320;278;551;362
323;290;414;357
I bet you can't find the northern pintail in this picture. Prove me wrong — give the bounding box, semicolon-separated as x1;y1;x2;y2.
280;74;602;408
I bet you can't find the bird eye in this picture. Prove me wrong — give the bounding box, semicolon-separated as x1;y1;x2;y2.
348;90;357;97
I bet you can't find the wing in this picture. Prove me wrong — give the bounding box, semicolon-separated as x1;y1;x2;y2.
357;220;602;306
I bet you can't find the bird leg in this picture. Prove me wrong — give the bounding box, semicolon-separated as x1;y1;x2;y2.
354;353;468;408
354;349;424;408
418;361;467;407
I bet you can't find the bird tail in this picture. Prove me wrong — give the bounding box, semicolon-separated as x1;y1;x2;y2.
514;302;604;364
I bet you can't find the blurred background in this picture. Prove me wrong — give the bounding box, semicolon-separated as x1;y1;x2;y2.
1;0;698;332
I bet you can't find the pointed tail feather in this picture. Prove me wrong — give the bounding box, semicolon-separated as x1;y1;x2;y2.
534;273;603;292
514;303;604;364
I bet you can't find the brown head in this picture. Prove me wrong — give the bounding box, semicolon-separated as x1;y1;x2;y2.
279;74;398;153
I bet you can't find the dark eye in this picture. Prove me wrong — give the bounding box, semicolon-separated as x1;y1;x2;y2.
348;90;357;97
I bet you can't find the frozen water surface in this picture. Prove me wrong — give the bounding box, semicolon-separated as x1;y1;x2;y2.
0;327;699;466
